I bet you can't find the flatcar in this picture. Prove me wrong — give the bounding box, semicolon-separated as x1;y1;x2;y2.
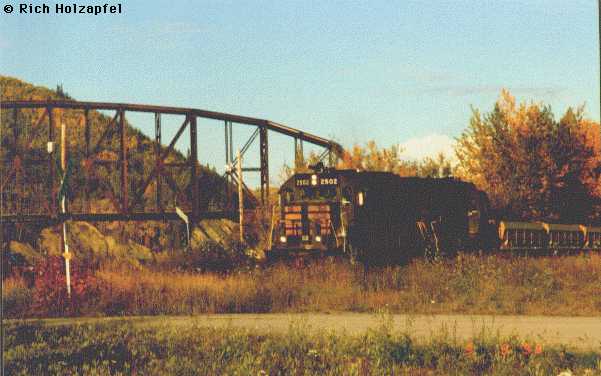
267;164;493;264
499;221;601;252
498;222;548;250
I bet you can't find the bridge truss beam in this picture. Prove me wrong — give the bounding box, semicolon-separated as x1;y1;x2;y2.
0;100;343;225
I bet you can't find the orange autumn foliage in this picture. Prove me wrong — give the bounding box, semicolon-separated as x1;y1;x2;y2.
337;140;453;178
456;89;601;222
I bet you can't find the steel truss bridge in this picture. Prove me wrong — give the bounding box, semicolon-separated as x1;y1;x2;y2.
1;100;343;225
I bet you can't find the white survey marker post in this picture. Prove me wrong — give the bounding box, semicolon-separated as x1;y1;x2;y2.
60;121;71;298
237;150;244;243
175;206;190;250
62;199;71;298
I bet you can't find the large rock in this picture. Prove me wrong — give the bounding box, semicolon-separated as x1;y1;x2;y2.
38;222;153;266
24;219;240;266
191;219;240;249
8;241;43;264
65;221;109;260
39;228;62;256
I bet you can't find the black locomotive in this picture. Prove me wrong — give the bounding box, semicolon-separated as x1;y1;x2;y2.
267;164;494;264
267;164;601;264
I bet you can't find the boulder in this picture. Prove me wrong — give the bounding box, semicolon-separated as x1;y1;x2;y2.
39;228;62;256
38;222;153;266
8;241;42;264
191;219;240;249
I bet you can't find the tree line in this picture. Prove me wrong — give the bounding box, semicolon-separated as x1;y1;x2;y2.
296;90;601;224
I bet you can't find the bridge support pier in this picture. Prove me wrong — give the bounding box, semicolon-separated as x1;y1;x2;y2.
260;126;269;206
119;109;128;213
154;113;162;212
224;121;234;210
47;106;55;216
189;115;199;223
84;109;91;212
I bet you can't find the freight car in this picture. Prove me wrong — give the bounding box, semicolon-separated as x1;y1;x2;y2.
499;221;601;252
267;164;601;264
267;164;494;264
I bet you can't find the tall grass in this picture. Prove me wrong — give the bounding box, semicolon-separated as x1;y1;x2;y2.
1;275;31;318
4;253;601;317
93;253;601;316
95;267;270;314
3;319;600;375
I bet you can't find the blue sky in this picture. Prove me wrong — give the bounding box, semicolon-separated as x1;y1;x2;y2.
1;0;599;184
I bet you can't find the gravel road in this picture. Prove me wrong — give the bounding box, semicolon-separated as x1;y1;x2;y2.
24;313;601;351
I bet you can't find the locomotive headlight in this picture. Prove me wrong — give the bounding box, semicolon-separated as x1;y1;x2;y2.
280;236;287;243
315;235;322;242
311;174;318;186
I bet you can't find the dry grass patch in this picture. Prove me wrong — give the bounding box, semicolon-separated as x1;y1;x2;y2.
3;253;601;317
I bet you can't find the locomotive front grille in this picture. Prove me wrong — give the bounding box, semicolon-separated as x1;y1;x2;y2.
277;203;334;248
283;205;303;238
308;204;332;237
